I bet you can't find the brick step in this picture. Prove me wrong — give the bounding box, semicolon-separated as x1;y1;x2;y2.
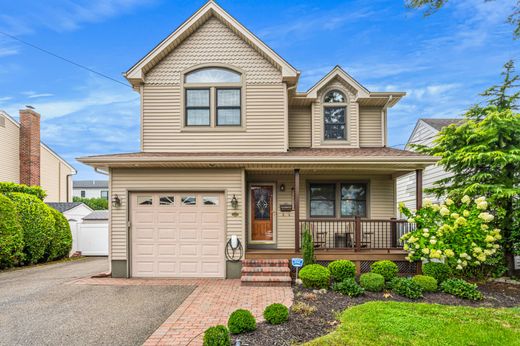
241;266;291;277
240;275;292;287
242;259;289;268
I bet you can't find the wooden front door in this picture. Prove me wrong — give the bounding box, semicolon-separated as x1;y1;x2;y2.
250;185;274;242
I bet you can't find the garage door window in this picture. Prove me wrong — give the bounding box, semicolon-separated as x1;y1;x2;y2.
181;196;197;205
137;196;153;206
203;196;219;206
159;196;175;205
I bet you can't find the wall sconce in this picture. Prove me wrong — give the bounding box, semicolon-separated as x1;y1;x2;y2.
279;184;285;192
112;194;121;208
230;194;238;209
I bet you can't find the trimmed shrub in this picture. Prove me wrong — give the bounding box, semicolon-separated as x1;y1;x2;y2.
385;277;403;290
0;182;46;200
332;278;365;297
328;260;356;282
441;278;483;301
263;303;289;325
227;309;256;334
302;227;315;266
359;273;385;292
7;193;54;264
422;262;452;284
0;194;24;268
370;260;398;282
47;208;72;260
392;278;423;299
412;275;438;292
298;264;330;289
203;325;230;346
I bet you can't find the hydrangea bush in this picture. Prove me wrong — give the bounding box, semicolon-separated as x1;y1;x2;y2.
400;196;501;271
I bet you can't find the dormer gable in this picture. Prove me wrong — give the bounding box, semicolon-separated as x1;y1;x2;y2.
306;66;370;99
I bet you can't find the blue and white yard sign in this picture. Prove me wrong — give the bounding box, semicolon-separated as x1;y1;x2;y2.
291;258;303;268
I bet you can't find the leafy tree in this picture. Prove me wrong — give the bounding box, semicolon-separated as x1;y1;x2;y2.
415;60;520;275
406;0;520;39
73;196;108;210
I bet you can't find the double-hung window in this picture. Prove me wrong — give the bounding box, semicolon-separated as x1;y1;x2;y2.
184;67;242;127
323;90;347;140
309;182;367;218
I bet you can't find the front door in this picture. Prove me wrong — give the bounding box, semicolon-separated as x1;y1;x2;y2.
250;185;274;242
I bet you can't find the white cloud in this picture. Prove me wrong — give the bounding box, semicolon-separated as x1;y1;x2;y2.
21;91;54;99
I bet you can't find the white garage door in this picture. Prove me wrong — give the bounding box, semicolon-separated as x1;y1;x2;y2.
131;192;225;278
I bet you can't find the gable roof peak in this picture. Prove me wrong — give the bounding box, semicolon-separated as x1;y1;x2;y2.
306;65;370;98
124;1;299;89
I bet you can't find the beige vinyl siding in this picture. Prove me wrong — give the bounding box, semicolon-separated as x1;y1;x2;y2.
312;79;359;148
359;107;383;147
289;106;311;148
142;84;286;152
40;146;74;202
110;168;244;260
0;115;20;183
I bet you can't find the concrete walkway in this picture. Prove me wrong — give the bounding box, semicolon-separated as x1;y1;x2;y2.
0;258;194;346
77;277;294;346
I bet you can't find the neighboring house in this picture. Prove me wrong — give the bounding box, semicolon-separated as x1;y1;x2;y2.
0;109;76;202
396;118;461;214
78;1;437;280
73;180;109;199
46;202;93;222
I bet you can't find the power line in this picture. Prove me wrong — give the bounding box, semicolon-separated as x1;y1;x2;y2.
0;30;131;88
389;134;440;149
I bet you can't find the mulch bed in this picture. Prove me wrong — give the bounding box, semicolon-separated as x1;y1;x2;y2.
233;281;520;346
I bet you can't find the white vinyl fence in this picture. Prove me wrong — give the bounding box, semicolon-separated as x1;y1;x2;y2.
70;221;109;256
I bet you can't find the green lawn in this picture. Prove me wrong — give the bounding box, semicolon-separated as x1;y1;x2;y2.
305;302;520;346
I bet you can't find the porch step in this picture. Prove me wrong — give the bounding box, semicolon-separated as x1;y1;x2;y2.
241;259;289;268
240;259;291;286
240;275;292;287
241;266;290;277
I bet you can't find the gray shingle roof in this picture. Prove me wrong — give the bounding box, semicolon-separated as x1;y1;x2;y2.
83;210;109;220
73;180;109;188
421;118;462;131
46;202;84;213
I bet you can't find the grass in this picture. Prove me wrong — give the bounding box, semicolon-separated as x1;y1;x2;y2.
305;302;520;346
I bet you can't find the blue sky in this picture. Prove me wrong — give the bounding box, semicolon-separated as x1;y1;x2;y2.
0;0;518;180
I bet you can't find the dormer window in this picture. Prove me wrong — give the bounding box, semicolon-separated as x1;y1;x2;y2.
184;67;243;127
323;90;347;140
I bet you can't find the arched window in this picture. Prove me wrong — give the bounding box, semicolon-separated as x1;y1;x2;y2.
323;90;347;140
184;67;242;127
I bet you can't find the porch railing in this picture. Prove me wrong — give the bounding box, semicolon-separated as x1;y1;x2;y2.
298;217;415;251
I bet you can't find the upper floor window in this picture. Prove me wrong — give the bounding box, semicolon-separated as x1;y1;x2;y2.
323;90;347;140
184;67;242;127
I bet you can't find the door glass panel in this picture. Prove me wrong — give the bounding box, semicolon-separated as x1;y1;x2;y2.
159;196;175;205
137;196;153;206
253;188;271;220
203;196;219;206
181;196;197;206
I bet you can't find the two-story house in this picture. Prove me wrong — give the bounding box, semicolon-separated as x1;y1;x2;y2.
79;1;437;281
73;180;110;199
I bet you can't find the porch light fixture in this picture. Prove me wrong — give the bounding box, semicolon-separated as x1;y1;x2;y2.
230;194;238;209
112;194;121;208
279;184;285;192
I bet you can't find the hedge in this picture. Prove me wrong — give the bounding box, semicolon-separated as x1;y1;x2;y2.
7;192;54;264
0;182;46;200
0;194;24;268
47;208;73;260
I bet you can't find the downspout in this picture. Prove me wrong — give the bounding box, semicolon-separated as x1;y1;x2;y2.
381;95;393;147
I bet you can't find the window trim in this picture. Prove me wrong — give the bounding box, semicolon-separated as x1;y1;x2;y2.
100;190;109;199
185;88;211;127
216;88;241;126
308;181;370;219
309;183;337;218
321;88;349;143
323;106;347;141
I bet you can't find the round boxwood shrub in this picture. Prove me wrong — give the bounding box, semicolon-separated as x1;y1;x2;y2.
47;208;72;260
441;278;483;300
422;262;452;284
359;272;385;292
328;260;356;282
263;303;289;325
412;275;438;292
0;194;24;268
203;325;230;346
332;278;365;297
392;278;424;299
8;192;54;264
227;309;256;334
298;264;330;289
370;260;398;282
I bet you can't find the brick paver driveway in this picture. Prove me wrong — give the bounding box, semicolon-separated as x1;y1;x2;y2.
78;277;294;345
0;258;194;346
